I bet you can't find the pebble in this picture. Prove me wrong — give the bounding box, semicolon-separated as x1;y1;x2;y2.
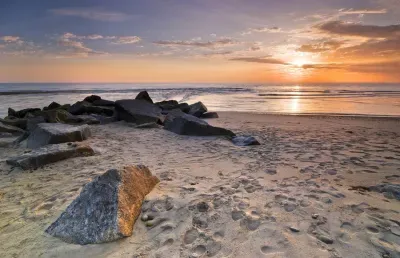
289;226;300;233
312;214;319;219
316;234;334;244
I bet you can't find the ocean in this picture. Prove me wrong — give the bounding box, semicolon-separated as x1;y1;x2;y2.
1;83;400;118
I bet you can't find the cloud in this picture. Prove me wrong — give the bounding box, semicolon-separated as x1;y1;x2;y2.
302;61;400;74
229;56;288;65
111;36;142;44
242;27;282;35
203;51;235;57
154;38;238;48
339;8;387;15
297;40;344;53
57;37;107;58
49;8;131;22
1;36;22;43
314;20;400;38
336;37;400;57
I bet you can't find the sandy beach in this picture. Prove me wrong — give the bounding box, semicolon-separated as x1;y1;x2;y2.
1;112;400;258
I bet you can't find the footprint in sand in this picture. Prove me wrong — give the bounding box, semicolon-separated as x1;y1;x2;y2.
240;215;261;231
366;226;380;234
192;245;207;256
184;228;199;244
283;202;297;212
231;209;245;221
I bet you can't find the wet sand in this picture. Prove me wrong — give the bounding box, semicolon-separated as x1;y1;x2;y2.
1;112;400;258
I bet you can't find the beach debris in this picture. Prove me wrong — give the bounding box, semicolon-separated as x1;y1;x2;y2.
7;142;95;170
45;165;159;244
164;111;235;137
0;121;25;135
201;112;219;119
135;91;154;103
115;99;162;124
83;95;102;103
27;123;91;148
232;136;260;146
188;101;208;117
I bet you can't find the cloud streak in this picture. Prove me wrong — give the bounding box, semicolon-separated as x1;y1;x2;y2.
49;8;131;22
154;38;238;48
241;27;282;35
229;56;288;65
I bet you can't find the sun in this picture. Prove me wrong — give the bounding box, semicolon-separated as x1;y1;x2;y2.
291;59;308;68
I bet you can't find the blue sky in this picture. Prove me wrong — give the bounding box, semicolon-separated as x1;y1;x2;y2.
0;0;399;82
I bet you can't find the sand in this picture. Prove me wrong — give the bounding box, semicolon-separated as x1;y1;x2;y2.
0;112;400;258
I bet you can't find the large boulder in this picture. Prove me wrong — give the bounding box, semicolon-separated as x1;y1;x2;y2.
83;95;102;103
11;108;42;118
43;109;75;123
135;91;153;103
164;110;235;137
7;143;95;170
188;102;208;117
69;101;114;116
115;99;162;124
68;101;91;115
46;165;160;244
0;122;25;135
92;99;115;107
155;100;189;113
201;112;219;119
0;117;28;130
44;102;61;111
27;123;91;149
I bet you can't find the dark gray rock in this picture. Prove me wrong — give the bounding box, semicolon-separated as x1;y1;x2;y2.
27;123;91;149
27;116;46;131
92;99;115;107
85;106;114;117
232;136;260;146
155;100;179;110
83;95;102;103
115;99;162;124
0;117;27;130
135;91;153;103
8;108;17;117
201;112;219;119
68;101;91;115
71;115;101;125
0;122;25;135
188;102;208;117
89;114;117;124
7;143;95;170
46;165;160;245
12;108;42;118
164;111;235;137
45;102;61;110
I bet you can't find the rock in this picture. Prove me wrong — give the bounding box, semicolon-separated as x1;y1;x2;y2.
92;99;115;107
312;214;319;219
265;169;277;175
13;108;42;118
369;184;400;201
27;123;91;149
68;101;91;115
45;165;160;244
8;108;17;117
27;116;46;131
155;100;179;110
7;143;95;170
46;102;61;110
83;95;102;103
115;99;162;124
201;112;219;119
89;114;117;124
289;226;300;233
232;136;260;146
164;112;235;137
316;234;334;244
62;114;101;125
135;91;153;103
134;122;161;129
43;109;75;123
188;102;208;117
0;122;25;135
0;117;27;130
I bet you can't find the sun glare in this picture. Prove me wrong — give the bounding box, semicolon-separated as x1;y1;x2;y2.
291;59;308;68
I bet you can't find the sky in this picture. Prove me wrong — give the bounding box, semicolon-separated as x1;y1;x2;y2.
0;0;400;83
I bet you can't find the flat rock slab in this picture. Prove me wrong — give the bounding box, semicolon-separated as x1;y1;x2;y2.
7;143;95;170
27;123;91;149
0;122;25;135
164;111;235;137
115;99;162;124
46;165;160;245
